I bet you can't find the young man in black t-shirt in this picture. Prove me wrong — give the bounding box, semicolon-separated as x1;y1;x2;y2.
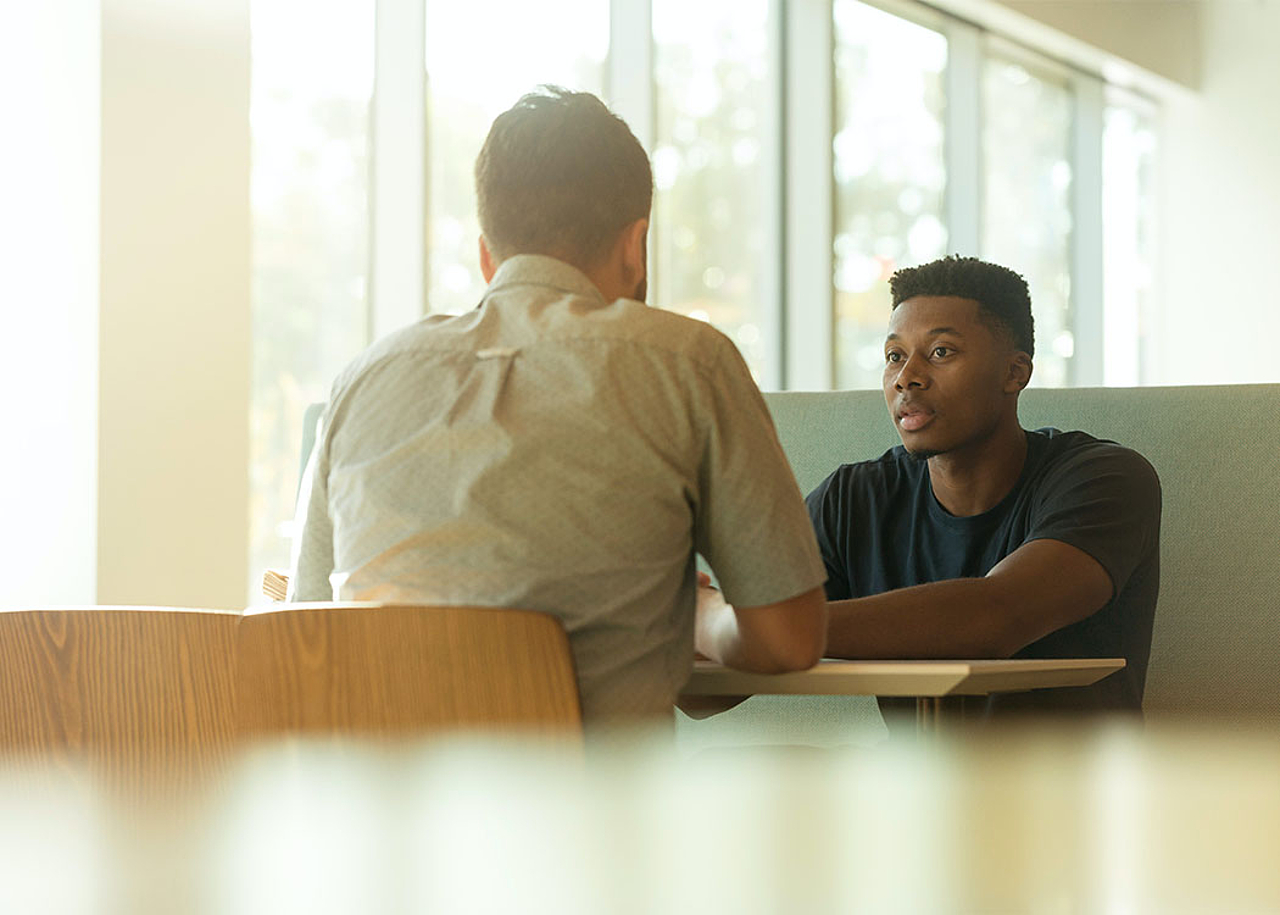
806;255;1161;719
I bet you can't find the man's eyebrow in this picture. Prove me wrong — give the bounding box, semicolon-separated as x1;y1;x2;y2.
885;327;965;342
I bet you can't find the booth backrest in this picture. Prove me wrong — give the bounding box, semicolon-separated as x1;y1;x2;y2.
763;384;1280;724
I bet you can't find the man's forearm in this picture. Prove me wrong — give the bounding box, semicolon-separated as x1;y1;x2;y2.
826;577;1021;660
826;538;1116;660
696;586;827;672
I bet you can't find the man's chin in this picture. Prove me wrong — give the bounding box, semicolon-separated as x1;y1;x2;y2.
904;445;941;461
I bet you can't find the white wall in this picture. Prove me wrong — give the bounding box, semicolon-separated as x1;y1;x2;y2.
97;0;251;607
1151;0;1280;385
0;1;100;607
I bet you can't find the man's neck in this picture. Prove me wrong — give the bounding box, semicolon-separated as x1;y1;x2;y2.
926;421;1029;517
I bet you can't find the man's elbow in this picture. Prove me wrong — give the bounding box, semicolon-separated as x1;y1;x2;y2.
759;591;828;672
981;597;1044;659
786;633;827;672
751;636;825;674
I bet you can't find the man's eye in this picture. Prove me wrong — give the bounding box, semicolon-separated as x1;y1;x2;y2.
932;346;951;358
885;351;902;364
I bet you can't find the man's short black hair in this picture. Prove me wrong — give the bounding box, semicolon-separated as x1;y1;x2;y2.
475;86;653;271
889;255;1035;358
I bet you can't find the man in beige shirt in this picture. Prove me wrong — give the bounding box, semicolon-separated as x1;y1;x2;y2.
289;87;826;722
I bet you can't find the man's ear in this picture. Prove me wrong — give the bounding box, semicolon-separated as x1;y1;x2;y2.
1005;352;1033;393
619;217;648;283
479;235;497;282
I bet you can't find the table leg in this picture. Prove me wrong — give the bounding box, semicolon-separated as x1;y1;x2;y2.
915;696;969;736
916;696;941;735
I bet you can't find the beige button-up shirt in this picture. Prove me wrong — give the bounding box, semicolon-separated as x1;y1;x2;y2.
290;255;825;721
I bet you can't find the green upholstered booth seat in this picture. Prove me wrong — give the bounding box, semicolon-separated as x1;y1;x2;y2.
680;383;1280;747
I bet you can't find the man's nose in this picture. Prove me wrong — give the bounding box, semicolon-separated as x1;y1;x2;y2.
893;354;929;390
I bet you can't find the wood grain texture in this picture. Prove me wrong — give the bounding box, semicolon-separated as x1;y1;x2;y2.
0;608;239;779
261;569;289;602
236;603;583;739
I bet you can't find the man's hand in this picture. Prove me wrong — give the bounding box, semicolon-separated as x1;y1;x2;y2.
682;573;748;717
692;572;717;660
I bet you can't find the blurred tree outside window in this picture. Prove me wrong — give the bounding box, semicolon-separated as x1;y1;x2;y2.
248;0;1159;594
982;54;1074;388
652;0;775;382
423;0;607;316
833;0;947;391
1102;100;1157;386
249;0;374;596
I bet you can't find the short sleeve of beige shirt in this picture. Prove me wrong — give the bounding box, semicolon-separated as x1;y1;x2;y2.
692;339;827;609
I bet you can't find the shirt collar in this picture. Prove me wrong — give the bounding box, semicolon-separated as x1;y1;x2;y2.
484;254;608;305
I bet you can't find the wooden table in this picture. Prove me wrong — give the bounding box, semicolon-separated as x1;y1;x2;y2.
680;657;1126;730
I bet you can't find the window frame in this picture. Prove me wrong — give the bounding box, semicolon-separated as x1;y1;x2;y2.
359;0;1155;392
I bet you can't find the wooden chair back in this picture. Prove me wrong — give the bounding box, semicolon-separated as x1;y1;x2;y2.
236;603;583;740
0;607;239;778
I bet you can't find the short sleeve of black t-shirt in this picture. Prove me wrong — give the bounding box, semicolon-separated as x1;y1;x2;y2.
805;429;1162;717
1018;438;1160;601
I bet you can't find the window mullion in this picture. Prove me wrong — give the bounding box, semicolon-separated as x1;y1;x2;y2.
607;0;654;311
759;0;784;390
607;0;653;149
944;19;981;257
370;0;426;337
1071;72;1105;386
784;0;834;391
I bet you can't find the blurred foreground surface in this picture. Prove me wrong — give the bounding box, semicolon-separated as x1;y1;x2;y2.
3;721;1278;914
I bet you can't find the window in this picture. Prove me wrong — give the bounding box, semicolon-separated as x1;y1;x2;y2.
248;0;1160;590
832;0;947;390
249;0;374;593
423;0;608;316
981;50;1074;387
250;0;608;583
652;0;779;383
1102;93;1157;386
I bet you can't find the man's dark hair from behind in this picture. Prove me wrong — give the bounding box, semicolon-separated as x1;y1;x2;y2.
474;86;654;272
889;255;1036;358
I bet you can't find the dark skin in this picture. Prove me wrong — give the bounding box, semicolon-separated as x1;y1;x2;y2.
823;295;1115;659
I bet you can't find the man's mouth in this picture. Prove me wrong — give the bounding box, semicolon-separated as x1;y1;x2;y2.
896;405;934;432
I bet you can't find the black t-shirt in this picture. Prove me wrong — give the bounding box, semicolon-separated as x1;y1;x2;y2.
806;429;1162;719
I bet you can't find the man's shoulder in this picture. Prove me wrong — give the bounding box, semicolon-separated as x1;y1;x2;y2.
1031;428;1157;468
815;446;918;499
326;313;461;401
589;298;741;369
1028;428;1161;490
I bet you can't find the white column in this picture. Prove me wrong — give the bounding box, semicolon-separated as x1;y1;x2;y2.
97;0;251;608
